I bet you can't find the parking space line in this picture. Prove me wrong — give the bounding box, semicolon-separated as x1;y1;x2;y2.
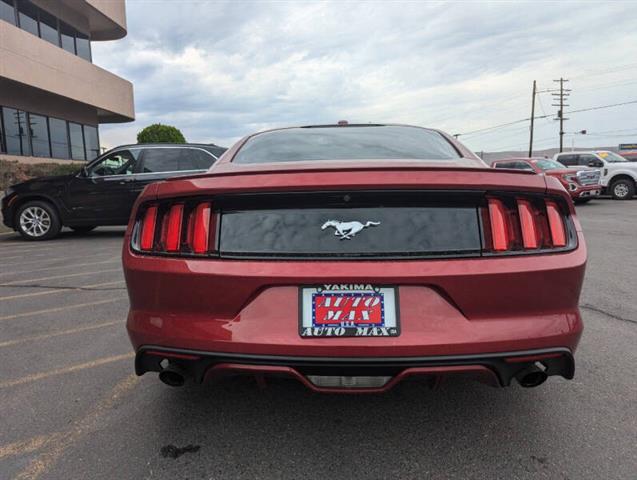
0;268;122;286
0;320;121;348
0;280;125;301
13;374;140;480
0;297;127;322
0;259;119;278
0;434;56;460
0;353;134;389
1;253;114;269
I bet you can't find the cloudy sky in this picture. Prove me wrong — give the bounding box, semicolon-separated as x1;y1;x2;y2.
93;0;637;153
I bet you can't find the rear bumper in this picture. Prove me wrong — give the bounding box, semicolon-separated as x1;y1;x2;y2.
135;345;575;392
569;185;601;199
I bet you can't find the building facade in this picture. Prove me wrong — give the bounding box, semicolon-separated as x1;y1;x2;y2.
0;0;134;164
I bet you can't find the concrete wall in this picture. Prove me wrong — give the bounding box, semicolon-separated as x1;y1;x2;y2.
0;21;134;123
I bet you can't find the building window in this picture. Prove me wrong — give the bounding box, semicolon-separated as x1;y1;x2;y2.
49;117;70;159
16;0;38;36
0;0;16;25
59;21;76;54
75;30;91;61
0;106;99;160
3;1;92;62
28;113;51;157
83;125;99;160
37;7;58;46
2;108;31;156
68;122;85;160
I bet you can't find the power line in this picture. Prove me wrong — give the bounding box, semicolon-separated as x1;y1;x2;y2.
457;99;637;138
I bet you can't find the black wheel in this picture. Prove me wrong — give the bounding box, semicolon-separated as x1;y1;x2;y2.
610;179;635;200
70;226;97;234
15;200;62;241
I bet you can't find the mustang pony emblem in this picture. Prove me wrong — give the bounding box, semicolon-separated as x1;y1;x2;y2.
321;220;381;240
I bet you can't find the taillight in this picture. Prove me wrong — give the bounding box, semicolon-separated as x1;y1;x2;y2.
545;201;566;247
487;199;509;251
140;206;157;251
483;196;571;253
191;202;211;254
135;201;218;256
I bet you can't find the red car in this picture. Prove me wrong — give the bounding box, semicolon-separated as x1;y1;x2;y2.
492;158;601;203
124;124;585;393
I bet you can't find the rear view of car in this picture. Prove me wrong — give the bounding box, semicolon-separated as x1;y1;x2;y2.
123;125;585;393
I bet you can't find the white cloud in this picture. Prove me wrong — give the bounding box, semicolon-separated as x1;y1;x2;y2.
93;0;637;153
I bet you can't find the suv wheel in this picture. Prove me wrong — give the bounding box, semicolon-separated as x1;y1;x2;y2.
610;179;635;200
16;201;61;241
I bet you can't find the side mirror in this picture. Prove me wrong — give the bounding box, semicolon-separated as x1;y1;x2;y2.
79;166;89;177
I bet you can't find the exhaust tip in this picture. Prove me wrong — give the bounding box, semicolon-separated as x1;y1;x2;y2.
516;365;548;388
159;366;185;387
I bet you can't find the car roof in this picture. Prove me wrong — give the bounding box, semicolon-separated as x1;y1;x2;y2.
111;143;225;149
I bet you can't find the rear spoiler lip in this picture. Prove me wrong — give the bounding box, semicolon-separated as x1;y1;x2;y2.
151;167;553;201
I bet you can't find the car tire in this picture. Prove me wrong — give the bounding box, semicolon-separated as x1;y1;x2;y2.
574;198;591;204
610;179;635;200
70;226;97;234
15;200;62;241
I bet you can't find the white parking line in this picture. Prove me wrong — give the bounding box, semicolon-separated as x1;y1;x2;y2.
0;258;119;278
1;253;110;268
0;280;125;301
0;320;121;348
0;268;122;286
0;297;128;322
0;352;134;389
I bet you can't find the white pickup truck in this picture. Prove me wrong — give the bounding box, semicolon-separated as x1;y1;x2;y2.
553;150;637;200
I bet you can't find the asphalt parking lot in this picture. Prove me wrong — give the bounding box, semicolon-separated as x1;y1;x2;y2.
0;200;635;480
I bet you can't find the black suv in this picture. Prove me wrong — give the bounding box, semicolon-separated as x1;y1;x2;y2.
2;143;225;240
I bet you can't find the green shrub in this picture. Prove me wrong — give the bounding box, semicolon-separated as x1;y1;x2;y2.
137;124;186;144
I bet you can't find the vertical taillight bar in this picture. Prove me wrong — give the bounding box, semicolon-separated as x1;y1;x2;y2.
517;199;539;249
140;205;157;250
545;201;566;247
164;204;184;252
487;198;509;251
192;202;212;254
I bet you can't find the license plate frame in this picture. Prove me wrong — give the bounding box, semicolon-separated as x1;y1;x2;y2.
299;285;400;338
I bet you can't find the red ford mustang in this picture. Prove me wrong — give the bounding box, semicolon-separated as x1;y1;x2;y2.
123;124;585;393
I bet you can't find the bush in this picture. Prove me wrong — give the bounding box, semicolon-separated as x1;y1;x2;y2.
137;124;186;144
0;159;81;191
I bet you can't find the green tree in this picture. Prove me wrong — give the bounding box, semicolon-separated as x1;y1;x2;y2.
137;124;186;144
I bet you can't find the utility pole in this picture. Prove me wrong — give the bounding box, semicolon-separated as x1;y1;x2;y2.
552;78;570;152
528;80;536;157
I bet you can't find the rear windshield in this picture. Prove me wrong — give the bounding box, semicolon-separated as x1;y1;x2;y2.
232;126;461;164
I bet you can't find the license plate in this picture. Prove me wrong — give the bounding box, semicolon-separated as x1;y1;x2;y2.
299;285;399;337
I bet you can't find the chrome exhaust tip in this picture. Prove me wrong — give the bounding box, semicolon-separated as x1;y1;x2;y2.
159;365;186;387
515;364;548;388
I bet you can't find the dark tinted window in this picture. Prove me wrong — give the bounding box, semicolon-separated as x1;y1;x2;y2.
495;161;533;170
180;149;216;170
59;21;75;54
557;154;577;166
83;125;99;160
75;30;91;61
2;108;30;155
28;113;50;157
0;0;16;25
68;122;85;160
140;148;181;172
38;8;58;45
49;117;69;159
203;145;226;158
17;0;38;36
90;150;137;176
233;126;461;164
